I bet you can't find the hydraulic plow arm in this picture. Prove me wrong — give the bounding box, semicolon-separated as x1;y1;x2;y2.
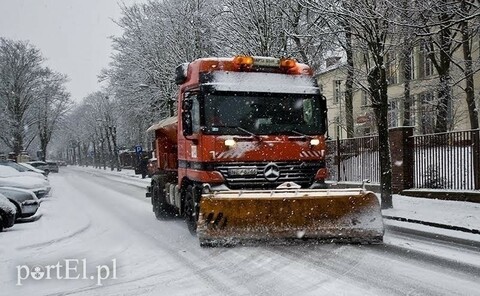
197;189;384;246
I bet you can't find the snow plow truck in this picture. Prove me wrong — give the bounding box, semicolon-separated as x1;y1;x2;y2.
146;55;384;246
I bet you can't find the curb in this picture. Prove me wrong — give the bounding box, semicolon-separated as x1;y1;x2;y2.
383;215;480;235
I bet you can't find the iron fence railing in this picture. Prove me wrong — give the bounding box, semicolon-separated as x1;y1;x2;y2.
412;129;480;190
326;135;380;184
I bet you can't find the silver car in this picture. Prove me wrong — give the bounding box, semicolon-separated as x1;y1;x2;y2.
0;187;40;219
0;166;51;199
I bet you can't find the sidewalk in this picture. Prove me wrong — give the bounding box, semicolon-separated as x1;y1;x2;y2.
72;166;480;240
382;195;479;239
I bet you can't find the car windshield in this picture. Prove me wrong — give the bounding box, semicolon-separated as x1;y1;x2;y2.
29;162;47;167
0;161;29;172
0;165;23;177
202;93;325;135
18;162;41;171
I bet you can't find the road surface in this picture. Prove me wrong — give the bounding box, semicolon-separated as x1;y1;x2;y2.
1;167;479;296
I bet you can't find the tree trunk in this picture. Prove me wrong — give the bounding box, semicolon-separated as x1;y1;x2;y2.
111;127;120;171
461;19;479;130
345;22;354;138
77;142;82;166
435;74;452;132
105;126;114;170
40;137;48;162
368;66;393;209
403;48;412;126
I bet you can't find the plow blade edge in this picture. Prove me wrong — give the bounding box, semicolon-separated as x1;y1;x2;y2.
197;189;384;246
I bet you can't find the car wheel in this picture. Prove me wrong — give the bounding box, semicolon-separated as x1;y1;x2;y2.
0;215;3;232
184;185;200;235
8;200;21;220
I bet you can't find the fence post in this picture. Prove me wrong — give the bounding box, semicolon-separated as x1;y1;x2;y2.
389;127;414;193
336;136;341;182
473;129;480;190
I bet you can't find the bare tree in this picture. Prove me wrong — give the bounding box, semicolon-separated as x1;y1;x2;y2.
0;38;45;155
416;0;463;132
35;69;72;160
458;0;479;130
306;0;400;208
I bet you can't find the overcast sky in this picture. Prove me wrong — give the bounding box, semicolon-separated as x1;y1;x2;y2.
0;0;144;101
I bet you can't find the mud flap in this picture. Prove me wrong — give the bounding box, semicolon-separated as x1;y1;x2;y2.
197;189;384;245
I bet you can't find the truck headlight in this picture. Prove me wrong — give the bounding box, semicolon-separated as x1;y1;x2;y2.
224;139;236;147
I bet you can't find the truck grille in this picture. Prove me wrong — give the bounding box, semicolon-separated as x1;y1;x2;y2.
214;161;323;189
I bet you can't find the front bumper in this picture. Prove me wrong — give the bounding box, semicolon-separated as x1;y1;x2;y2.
32;187;50;199
19;200;40;217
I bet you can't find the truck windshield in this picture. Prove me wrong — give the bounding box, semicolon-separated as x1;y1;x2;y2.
202;92;325;135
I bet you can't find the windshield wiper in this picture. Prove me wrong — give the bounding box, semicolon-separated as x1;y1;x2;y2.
223;126;262;141
236;126;258;137
287;129;311;141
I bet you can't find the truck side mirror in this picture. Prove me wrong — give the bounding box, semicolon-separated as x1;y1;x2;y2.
321;95;328;135
182;111;193;136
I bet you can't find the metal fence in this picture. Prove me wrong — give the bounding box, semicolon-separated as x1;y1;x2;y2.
326;129;480;191
326;135;380;184
412;129;480;190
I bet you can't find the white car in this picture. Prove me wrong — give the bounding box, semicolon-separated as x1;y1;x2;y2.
0;161;48;180
0;166;51;199
17;162;47;177
0;187;40;219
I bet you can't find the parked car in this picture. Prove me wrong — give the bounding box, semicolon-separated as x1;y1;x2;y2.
46;161;59;173
0;187;40;219
0;161;48;180
17;162;48;177
27;161;50;174
0;193;16;232
0;166;51;199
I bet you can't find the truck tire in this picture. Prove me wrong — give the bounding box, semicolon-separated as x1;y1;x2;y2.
184;185;200;235
152;180;176;220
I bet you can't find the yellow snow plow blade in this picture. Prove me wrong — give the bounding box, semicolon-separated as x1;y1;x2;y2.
197;188;384;246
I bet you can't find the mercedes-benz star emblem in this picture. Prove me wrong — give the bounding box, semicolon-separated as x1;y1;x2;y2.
264;163;280;182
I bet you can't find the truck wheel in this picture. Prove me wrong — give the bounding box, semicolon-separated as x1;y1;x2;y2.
184;185;199;235
152;181;175;219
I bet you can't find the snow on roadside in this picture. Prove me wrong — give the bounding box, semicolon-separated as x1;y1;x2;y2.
383;194;480;231
0;178;91;256
71;166;150;188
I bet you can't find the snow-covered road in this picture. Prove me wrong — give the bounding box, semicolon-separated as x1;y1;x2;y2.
1;167;479;296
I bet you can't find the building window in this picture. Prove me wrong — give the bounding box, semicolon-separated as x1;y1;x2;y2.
409;53;415;80
333;80;342;104
419;92;436;134
388;100;399;127
386;52;397;84
420;43;434;77
361;90;370;107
